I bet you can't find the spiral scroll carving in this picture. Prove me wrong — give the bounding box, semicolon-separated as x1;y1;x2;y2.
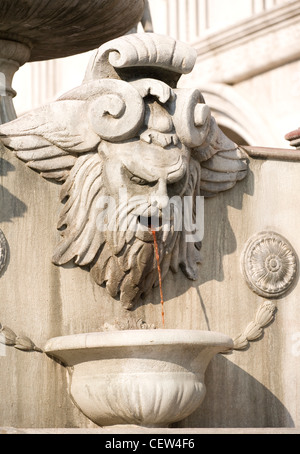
84;33;197;85
242;232;298;298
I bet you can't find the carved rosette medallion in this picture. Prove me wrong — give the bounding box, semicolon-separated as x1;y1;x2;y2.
242;232;298;298
0;229;8;274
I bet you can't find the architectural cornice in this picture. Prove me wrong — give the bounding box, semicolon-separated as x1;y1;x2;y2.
190;1;300;84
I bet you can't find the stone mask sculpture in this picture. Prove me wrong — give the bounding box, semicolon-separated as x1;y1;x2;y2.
0;33;248;309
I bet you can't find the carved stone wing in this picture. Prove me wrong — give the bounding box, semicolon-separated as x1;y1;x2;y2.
171;87;248;198
0;100;101;182
192;117;249;198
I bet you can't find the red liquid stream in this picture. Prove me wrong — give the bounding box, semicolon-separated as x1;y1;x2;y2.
151;230;165;328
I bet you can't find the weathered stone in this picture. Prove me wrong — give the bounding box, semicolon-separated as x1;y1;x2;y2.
0;17;300;429
0;33;248;311
0;0;146;123
44;330;233;427
1;139;300;428
241;232;298;299
0;0;146;62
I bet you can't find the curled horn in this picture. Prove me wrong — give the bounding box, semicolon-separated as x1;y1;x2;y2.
84;33;197;87
172;88;211;148
130;78;174;103
59;79;145;142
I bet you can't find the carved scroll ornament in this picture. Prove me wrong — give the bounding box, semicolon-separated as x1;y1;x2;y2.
0;33;248;309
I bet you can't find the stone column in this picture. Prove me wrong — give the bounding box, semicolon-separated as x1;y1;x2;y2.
0;40;31;124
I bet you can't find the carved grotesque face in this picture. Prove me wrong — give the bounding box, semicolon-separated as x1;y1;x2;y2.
86;98;200;308
0;32;248;312
95;95;193;241
100;129;190;231
102;140;188;201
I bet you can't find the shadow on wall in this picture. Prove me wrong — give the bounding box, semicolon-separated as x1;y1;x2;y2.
173;354;295;429
0;157;27;223
198;166;255;285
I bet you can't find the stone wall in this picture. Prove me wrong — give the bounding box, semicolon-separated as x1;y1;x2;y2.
1;142;299;428
173;155;300;428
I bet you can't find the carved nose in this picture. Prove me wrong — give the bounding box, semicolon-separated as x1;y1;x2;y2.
152;196;169;210
152;180;169;210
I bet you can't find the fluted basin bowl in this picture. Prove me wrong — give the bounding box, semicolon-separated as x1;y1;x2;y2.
44;330;233;427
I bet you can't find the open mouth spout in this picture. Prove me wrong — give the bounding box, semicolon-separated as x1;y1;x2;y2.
135;215;166;243
138;215;163;230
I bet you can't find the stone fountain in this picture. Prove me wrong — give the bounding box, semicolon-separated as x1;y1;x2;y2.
0;32;245;427
0;6;299;433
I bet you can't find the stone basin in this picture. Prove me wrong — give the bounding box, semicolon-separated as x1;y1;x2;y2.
44;329;233;427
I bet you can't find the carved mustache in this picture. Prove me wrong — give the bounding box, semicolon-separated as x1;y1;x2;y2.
105;197;178;255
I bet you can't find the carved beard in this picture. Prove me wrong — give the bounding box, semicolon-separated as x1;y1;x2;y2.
53;150;201;310
91;192;180;309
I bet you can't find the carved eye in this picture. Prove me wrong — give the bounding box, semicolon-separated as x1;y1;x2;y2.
130;175;148;185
